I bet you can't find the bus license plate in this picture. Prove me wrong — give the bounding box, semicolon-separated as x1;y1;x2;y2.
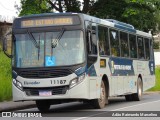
39;91;52;96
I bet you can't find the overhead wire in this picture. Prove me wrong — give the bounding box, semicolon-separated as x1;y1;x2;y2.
0;1;15;11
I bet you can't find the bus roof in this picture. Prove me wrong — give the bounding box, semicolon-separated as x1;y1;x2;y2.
80;13;152;38
17;12;152;38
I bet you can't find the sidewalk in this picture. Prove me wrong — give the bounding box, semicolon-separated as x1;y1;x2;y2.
143;91;160;95
0;101;36;112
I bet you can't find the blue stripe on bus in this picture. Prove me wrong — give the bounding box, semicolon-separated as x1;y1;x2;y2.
87;65;97;76
75;65;87;76
108;57;135;76
149;61;155;75
114;24;136;33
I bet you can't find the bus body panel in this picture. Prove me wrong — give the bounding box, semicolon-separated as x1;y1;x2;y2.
96;56;155;96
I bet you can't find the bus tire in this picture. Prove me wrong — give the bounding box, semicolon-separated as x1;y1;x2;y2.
125;95;132;101
92;80;107;109
133;77;143;101
36;100;50;112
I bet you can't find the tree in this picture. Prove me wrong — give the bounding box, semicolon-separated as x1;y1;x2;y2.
89;0;160;32
19;0;51;16
18;0;95;15
17;0;160;32
47;0;81;12
46;0;95;13
89;0;127;19
122;0;160;32
153;41;159;49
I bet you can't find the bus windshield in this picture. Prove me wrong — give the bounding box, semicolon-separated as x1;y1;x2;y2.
13;30;85;68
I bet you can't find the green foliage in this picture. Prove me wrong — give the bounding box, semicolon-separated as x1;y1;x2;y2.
153;41;159;49
17;0;160;32
90;0;160;32
0;50;12;101
155;11;160;31
64;0;81;12
149;68;160;91
122;0;160;32
19;0;51;16
90;0;127;20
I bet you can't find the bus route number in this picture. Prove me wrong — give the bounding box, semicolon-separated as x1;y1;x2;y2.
51;80;66;85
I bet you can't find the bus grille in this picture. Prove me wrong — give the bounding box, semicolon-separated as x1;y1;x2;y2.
17;69;73;78
24;86;69;96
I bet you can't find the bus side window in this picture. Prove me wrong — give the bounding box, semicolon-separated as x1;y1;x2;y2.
109;29;120;57
98;26;110;56
150;39;154;60
85;21;97;55
91;31;97;54
120;31;129;57
129;34;137;58
144;38;150;60
137;36;145;59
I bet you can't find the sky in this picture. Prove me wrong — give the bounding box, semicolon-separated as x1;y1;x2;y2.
0;0;83;22
0;0;20;22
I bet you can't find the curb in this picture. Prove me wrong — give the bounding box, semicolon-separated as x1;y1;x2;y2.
143;91;160;95
0;101;36;112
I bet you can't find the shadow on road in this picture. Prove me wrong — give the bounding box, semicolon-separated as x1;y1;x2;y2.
38;97;128;117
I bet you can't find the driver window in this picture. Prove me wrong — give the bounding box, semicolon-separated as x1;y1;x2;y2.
137;36;145;59
85;21;97;55
91;32;97;55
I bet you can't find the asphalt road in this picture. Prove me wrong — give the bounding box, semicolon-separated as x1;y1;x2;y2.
1;92;160;120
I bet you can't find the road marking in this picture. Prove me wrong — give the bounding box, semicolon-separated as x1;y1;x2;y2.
111;99;160;111
73;117;89;120
72;99;160;120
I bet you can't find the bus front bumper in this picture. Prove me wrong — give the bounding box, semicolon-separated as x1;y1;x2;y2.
12;78;90;101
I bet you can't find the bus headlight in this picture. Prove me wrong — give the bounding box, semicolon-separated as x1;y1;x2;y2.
13;79;17;85
69;73;86;89
13;79;23;91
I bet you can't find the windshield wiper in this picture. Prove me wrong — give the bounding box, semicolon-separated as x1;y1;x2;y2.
27;30;41;60
27;30;39;48
38;35;40;60
51;28;65;48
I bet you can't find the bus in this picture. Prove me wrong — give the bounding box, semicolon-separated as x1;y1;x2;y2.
3;13;155;112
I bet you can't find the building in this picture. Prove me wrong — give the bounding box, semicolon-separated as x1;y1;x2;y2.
0;15;13;47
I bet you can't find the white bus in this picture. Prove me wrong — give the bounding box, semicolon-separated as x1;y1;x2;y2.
3;13;155;112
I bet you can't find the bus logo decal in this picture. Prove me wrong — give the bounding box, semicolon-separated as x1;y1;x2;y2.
109;58;134;76
114;65;131;70
45;56;56;66
24;81;40;85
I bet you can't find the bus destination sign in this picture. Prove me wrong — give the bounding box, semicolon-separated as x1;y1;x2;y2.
21;18;73;28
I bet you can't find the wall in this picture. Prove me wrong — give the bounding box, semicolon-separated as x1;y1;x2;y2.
0;22;12;46
154;52;160;66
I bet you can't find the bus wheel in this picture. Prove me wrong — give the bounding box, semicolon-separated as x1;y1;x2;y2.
133;77;143;101
36;100;50;112
125;95;132;101
92;80;107;109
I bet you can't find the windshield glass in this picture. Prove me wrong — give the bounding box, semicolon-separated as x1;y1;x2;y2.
13;30;85;68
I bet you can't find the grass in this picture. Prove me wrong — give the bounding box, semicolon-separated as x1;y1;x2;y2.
148;67;160;91
0;47;12;102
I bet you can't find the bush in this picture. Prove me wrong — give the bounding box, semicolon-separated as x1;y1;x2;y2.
153;41;159;49
148;67;160;91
